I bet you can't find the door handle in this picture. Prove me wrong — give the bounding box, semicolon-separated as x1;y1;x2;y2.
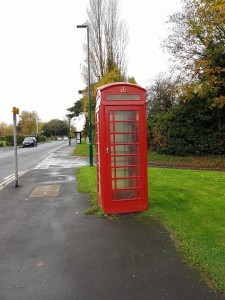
106;147;109;154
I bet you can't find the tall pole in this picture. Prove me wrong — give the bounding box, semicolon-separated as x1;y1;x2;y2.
68;117;71;146
36;113;38;135
12;107;19;187
77;23;93;166
86;26;93;166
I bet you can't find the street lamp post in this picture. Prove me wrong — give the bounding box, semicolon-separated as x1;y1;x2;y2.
77;23;93;166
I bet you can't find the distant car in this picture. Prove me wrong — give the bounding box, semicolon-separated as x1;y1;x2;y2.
63;137;69;141
22;137;37;148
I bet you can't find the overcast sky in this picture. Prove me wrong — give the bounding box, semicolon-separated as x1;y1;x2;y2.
0;0;181;128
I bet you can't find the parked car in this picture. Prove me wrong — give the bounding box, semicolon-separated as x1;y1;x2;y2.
22;137;37;147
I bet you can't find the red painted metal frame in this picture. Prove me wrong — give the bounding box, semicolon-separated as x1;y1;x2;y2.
95;82;148;214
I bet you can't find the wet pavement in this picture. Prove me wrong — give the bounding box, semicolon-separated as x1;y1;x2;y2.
0;146;224;300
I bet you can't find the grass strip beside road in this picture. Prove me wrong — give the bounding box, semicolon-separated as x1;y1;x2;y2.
73;142;96;157
76;165;225;293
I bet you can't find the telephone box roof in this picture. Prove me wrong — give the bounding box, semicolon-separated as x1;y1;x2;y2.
97;82;146;93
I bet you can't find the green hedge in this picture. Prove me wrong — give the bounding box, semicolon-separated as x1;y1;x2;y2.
148;97;225;156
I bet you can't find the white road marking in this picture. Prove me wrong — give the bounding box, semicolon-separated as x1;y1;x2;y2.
0;171;27;190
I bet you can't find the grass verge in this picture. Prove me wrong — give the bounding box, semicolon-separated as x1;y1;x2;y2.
73;142;96;157
76;165;225;293
76;166;103;216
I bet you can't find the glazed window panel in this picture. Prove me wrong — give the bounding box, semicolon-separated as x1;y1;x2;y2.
114;122;139;133
114;111;135;121
115;145;140;155
112;133;135;143
111;155;139;166
116;178;137;188
117;189;136;200
110;111;113;121
114;167;137;178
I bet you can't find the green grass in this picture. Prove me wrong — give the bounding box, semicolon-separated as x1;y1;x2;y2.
73;142;96;157
76;166;225;293
76;167;103;216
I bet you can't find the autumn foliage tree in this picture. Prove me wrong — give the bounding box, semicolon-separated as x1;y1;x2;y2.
164;0;225;107
148;0;225;155
0;122;13;136
17;111;39;136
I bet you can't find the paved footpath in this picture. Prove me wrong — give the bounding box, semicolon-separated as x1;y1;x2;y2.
0;146;224;300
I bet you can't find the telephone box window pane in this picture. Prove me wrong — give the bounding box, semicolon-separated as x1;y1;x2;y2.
135;123;139;131
111;134;114;143
115;167;136;178
117;189;136;200
136;167;140;176
112;180;116;189
115;122;135;132
112;156;139;166
110;111;113;121
116;178;136;188
115;111;134;121
136;111;139;121
111;146;115;154
114;133;135;143
110;123;114;132
137;178;141;187
136;134;139;143
115;145;139;155
112;190;117;200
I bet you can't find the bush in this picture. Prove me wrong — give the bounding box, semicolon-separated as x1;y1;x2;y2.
148;97;225;156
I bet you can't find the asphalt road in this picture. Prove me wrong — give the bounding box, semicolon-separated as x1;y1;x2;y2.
0;141;71;186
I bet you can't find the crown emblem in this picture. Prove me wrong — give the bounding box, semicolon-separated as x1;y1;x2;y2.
120;87;127;93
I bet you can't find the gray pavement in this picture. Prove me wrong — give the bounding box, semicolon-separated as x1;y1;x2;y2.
0;148;224;299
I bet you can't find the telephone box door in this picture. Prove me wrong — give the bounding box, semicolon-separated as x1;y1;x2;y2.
104;106;148;213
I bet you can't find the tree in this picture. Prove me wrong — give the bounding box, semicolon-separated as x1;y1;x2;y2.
163;0;225;107
87;0;128;82
0;122;8;136
17;111;39;135
42;119;69;137
67;68;134;138
93;67;127;94
146;73;178;116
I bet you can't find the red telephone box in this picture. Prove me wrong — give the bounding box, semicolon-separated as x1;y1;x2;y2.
95;82;148;214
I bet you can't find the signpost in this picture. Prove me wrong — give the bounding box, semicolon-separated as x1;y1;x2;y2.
12;107;19;187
